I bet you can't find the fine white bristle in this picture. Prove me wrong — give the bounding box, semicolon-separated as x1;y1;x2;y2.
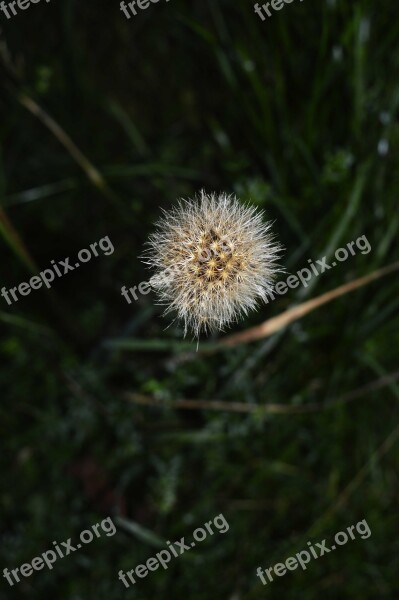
142;191;282;337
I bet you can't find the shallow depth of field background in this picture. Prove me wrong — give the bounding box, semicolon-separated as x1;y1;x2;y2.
1;0;399;598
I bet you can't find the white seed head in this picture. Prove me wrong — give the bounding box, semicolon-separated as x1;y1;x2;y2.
142;191;282;337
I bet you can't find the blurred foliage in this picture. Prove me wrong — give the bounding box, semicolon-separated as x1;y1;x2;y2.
1;0;399;598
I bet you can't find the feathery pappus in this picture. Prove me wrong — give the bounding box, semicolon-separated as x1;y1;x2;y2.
142;191;282;337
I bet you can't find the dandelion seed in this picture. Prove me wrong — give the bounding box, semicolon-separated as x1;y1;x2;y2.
142;190;282;337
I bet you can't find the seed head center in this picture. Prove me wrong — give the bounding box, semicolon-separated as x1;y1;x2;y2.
191;228;237;284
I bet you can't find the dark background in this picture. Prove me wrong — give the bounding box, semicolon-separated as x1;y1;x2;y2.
1;0;399;598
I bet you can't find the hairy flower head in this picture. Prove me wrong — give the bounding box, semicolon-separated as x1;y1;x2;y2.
143;191;282;337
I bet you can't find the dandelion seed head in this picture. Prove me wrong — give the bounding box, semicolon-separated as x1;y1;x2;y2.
143;191;282;337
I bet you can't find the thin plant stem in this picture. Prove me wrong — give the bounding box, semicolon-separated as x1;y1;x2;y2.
220;261;399;347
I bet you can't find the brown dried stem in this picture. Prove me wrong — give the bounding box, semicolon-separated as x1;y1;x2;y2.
124;370;399;414
219;261;399;347
17;93;120;206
